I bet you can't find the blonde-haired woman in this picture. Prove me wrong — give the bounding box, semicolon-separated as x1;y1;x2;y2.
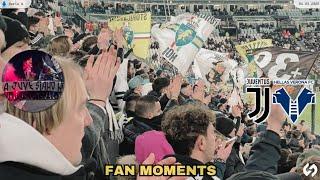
47;35;72;57
0;49;120;179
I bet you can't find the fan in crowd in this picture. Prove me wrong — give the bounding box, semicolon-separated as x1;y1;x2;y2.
0;5;319;180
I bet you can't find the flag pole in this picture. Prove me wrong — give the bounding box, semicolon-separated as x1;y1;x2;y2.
311;104;315;134
311;83;316;134
167;0;171;17
163;0;168;21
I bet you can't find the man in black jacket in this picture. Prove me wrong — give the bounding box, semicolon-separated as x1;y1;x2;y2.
162;104;234;180
120;95;163;155
288;130;304;153
120;75;184;155
147;77;170;110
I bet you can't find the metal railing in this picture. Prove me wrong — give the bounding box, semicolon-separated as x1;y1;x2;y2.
98;0;291;4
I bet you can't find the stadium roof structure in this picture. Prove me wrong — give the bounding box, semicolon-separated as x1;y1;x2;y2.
105;0;292;5
291;16;320;22
233;16;276;22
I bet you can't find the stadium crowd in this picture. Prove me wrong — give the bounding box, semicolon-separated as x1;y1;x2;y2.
0;5;319;180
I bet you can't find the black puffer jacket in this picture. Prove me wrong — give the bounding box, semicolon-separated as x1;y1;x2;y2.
244;130;281;174
119;116;158;155
288;138;303;153
224;142;245;179
0;160;97;180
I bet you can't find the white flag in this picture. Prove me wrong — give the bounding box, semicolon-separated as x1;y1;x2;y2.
151;13;220;75
193;48;238;86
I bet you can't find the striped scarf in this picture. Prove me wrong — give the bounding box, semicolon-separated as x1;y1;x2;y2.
30;32;44;45
105;101;124;143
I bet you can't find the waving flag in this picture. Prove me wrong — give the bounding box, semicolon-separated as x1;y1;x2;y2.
254;47;319;98
236;39;273;78
108;12;152;59
152;13;220;75
236;39;273;59
254;48;318;81
193;49;238;85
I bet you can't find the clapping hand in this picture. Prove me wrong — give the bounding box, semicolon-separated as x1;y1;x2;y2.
84;46;120;106
97;28;112;50
166;75;182;100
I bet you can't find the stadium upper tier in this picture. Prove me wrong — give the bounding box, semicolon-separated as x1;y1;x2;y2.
102;0;291;4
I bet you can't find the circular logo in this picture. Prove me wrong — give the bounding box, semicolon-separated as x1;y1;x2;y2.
123;24;134;47
175;24;196;47
1;50;64;112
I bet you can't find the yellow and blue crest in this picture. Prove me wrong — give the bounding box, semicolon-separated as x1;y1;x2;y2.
175;24;196;47
273;87;316;123
123;26;134;46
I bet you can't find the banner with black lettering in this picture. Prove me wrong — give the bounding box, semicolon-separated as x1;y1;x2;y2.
254;47;318;81
254;47;319;97
151;13;220;75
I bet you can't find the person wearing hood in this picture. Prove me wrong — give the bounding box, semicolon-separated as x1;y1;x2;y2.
120;95;163;155
135;130;174;164
1;16;30;62
1;9;29;28
0;59;94;180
